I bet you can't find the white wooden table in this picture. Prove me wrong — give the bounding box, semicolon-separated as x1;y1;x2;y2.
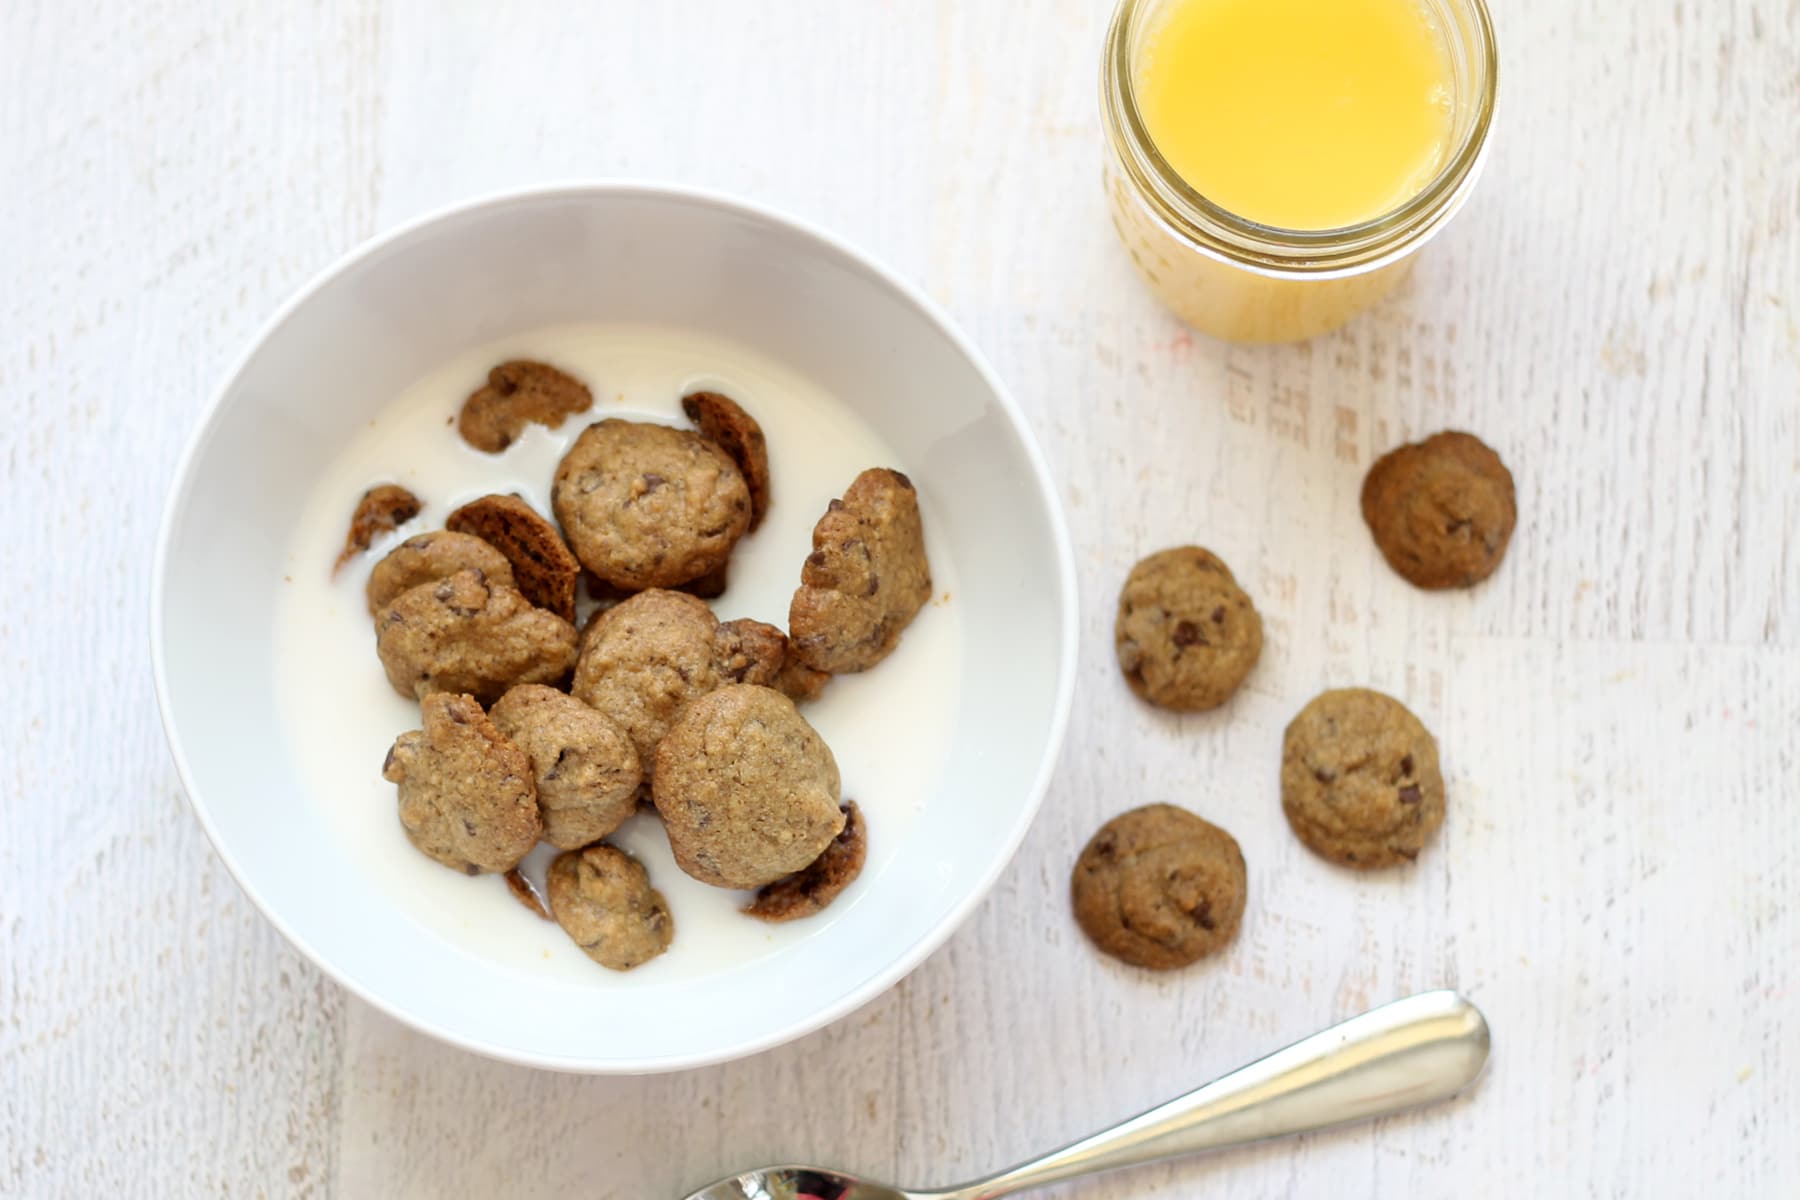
4;1;1796;1194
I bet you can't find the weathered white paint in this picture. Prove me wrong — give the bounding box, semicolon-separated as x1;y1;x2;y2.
2;0;1795;1195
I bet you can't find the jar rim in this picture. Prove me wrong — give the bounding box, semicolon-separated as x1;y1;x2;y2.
1102;0;1499;276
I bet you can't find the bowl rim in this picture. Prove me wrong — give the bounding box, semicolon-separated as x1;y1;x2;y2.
149;179;1079;1073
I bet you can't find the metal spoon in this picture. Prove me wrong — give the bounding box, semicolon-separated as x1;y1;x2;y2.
682;989;1489;1200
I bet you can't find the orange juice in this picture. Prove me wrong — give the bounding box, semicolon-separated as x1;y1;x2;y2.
1137;0;1455;230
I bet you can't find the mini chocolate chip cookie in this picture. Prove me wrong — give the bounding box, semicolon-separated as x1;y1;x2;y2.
1115;546;1263;712
375;568;579;704
1361;430;1516;589
457;360;593;454
551;419;752;590
653;685;845;890
1280;688;1446;868
382;692;541;874
570;590;783;767
489;684;642;850
683;390;771;530
743;800;866;922
365;530;517;615
546;844;674;971
1071;804;1247;970
788;468;931;674
446;493;582;622
336;484;421;573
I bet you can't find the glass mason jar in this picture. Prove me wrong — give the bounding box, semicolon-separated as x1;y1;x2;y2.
1101;0;1498;344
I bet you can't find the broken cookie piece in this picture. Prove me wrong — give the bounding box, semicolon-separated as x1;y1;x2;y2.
382;692;541;875
682;390;771;530
336;484;422;574
744;800;867;922
375;567;578;704
457;360;593;454
547;844;674;971
788;468;931;673
446;492;582;622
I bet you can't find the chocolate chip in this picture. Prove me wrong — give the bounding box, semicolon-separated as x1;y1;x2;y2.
1445;518;1473;536
641;472;664;492
1211;606;1226;624
1400;754;1415;775
827;498;846;512
463;863;481;876
1313;767;1336;784
544;746;570;782
806;550;827;568
1398;785;1422;805
890;471;914;491
1395;846;1419;861
1192;897;1216;931
462;817;477;836
1172;620;1203;647
866;575;880;597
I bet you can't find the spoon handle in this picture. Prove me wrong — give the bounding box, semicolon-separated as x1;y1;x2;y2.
943;990;1490;1200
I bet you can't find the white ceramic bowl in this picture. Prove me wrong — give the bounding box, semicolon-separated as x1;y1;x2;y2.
152;183;1076;1072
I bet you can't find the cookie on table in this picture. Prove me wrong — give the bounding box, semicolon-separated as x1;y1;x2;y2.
788;468;931;674
743;800;867;923
683;390;771;530
446;492;582;622
551;419;752;591
489;684;641;850
375;568;578;705
336;484;421;573
382;692;541;874
1071;804;1247;970
1280;688;1445;868
1115;546;1263;712
457;360;593;454
653;685;846;890
365;530;517;616
570;590;784;767
547;844;674;971
1361;430;1516;589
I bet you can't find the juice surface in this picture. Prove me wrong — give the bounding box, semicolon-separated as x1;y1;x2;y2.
1137;0;1455;231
